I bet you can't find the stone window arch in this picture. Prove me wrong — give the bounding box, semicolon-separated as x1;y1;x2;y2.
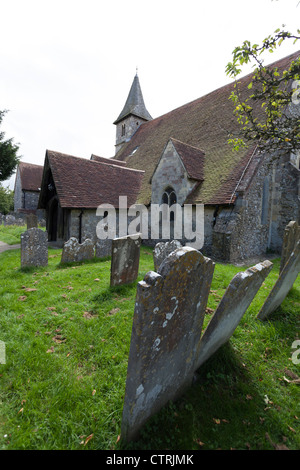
161;186;177;206
161;186;177;222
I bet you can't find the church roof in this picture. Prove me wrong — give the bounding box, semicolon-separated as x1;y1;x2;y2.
38;150;144;209
113;74;152;124
90;154;127;166
114;50;300;206
16;161;43;192
170;138;205;181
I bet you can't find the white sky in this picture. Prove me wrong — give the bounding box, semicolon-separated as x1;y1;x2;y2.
1;0;299;189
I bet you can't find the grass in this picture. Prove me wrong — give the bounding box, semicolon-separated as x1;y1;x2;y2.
0;237;299;450
0;224;26;245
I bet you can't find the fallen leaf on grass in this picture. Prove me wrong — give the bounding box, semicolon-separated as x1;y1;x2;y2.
84;433;94;446
108;308;120;316
21;287;37;292
194;438;205;447
52;335;66;344
83;311;98;319
94;278;100;282
205;307;214;315
46;346;55;353
18;296;27;301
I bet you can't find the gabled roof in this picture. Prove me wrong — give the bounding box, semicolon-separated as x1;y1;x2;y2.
150;138;205;183
171;138;205;181
113;74;152;124
16;162;43;192
90;154;127;167
39;150;144;209
114;50;300;205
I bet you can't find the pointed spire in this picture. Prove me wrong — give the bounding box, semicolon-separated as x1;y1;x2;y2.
114;74;152;124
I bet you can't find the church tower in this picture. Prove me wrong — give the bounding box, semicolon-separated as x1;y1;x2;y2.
113;73;152;154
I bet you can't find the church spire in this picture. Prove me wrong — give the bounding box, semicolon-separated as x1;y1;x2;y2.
114;73;152;154
114;73;152;125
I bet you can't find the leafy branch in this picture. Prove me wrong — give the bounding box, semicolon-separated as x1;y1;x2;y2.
225;29;300;154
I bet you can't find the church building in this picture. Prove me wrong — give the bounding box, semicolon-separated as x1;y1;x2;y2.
38;51;300;263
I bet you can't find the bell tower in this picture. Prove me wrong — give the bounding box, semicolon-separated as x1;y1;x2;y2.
113;72;152;155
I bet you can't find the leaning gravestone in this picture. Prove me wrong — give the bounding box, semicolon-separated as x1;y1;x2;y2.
61;237;95;263
110;234;141;287
153;239;182;271
26;213;38;230
196;260;273;369
280;221;300;274
121;246;215;442
95;239;112;259
21;228;48;267
257;240;300;320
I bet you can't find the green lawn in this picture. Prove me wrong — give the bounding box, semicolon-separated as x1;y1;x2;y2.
0;242;299;450
0;224;26;245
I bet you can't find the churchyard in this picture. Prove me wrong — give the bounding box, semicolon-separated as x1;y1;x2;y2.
0;224;299;450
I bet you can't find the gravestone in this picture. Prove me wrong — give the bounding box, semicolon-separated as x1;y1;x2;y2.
280;221;300;273
61;237;95;264
95;239;112;258
110;234;141;287
21;228;48;267
26;213;38;230
257;240;300;320
196;260;273;369
121;246;214;442
153;239;182;271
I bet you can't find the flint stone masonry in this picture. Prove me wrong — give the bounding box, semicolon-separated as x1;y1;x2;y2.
26;213;38;229
153;240;182;271
280;221;300;273
95;239;112;258
110;234;141;287
196;260;273;369
61;237;95;264
121;247;214;442
21;228;48;267
257;240;300;320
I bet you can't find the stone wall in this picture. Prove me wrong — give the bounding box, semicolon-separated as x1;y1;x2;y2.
151;140;197;206
212;150;300;263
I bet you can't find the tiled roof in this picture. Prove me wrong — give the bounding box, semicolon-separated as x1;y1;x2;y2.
114;51;300;205
39;150;144;209
17;162;43;191
171;138;205;181
90;154;127;166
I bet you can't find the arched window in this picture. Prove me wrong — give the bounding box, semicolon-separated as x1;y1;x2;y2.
161;187;177;222
161;186;177;206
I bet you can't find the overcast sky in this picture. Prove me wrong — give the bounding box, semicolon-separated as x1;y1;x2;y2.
1;0;299;189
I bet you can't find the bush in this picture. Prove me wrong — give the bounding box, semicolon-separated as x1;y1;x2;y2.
0;185;14;214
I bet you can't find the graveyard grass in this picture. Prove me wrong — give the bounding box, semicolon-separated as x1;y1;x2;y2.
0;234;299;450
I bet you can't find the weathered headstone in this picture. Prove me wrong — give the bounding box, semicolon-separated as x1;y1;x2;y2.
257;240;300;320
153;239;182;271
95;239;112;258
121;247;214;442
110;234;141;287
196;260;273;369
26;213;38;230
21;228;48;267
61;237;95;264
280;221;300;274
